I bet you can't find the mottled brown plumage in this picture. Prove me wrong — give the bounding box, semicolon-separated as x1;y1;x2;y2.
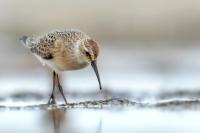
22;29;99;72
30;31;82;58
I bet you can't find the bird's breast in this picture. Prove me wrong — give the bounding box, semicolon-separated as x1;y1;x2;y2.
49;48;89;71
51;57;89;71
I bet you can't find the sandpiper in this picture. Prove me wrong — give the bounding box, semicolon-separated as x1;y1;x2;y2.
20;29;102;105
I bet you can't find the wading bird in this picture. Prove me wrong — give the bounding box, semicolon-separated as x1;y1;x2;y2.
20;29;102;105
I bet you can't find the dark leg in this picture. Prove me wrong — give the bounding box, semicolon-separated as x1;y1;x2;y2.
48;71;56;104
56;74;68;104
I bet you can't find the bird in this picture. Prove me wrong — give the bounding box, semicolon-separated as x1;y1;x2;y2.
20;29;102;105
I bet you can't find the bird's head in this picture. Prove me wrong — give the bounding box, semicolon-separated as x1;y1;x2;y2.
80;39;99;62
79;38;102;90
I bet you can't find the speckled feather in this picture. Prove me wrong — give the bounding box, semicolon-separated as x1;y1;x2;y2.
30;29;89;60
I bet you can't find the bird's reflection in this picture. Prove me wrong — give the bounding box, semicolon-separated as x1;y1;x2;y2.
53;109;65;133
45;108;67;133
42;107;103;133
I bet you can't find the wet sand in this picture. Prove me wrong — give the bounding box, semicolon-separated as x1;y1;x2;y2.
0;91;199;133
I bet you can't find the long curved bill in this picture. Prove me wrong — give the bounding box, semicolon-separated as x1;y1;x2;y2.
91;61;102;90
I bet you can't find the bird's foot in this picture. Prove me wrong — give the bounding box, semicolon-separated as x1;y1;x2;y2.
63;99;68;105
48;95;56;105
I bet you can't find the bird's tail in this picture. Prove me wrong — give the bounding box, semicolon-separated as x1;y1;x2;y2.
20;36;36;49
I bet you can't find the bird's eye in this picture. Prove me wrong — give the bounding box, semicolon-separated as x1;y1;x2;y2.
85;51;91;58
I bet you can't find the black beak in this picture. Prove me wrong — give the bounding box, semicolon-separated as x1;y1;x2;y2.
91;61;102;90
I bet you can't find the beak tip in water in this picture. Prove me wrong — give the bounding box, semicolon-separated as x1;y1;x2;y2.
100;86;102;91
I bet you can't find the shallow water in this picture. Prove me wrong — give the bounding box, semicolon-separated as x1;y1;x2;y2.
0;94;200;133
1;108;200;133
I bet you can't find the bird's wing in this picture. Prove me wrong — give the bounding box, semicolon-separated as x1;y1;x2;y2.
30;33;57;60
30;30;88;59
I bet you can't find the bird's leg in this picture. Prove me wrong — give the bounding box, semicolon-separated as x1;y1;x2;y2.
48;71;56;104
56;74;68;104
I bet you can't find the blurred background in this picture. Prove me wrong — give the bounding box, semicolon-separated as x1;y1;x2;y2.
1;0;200;133
1;0;200;97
